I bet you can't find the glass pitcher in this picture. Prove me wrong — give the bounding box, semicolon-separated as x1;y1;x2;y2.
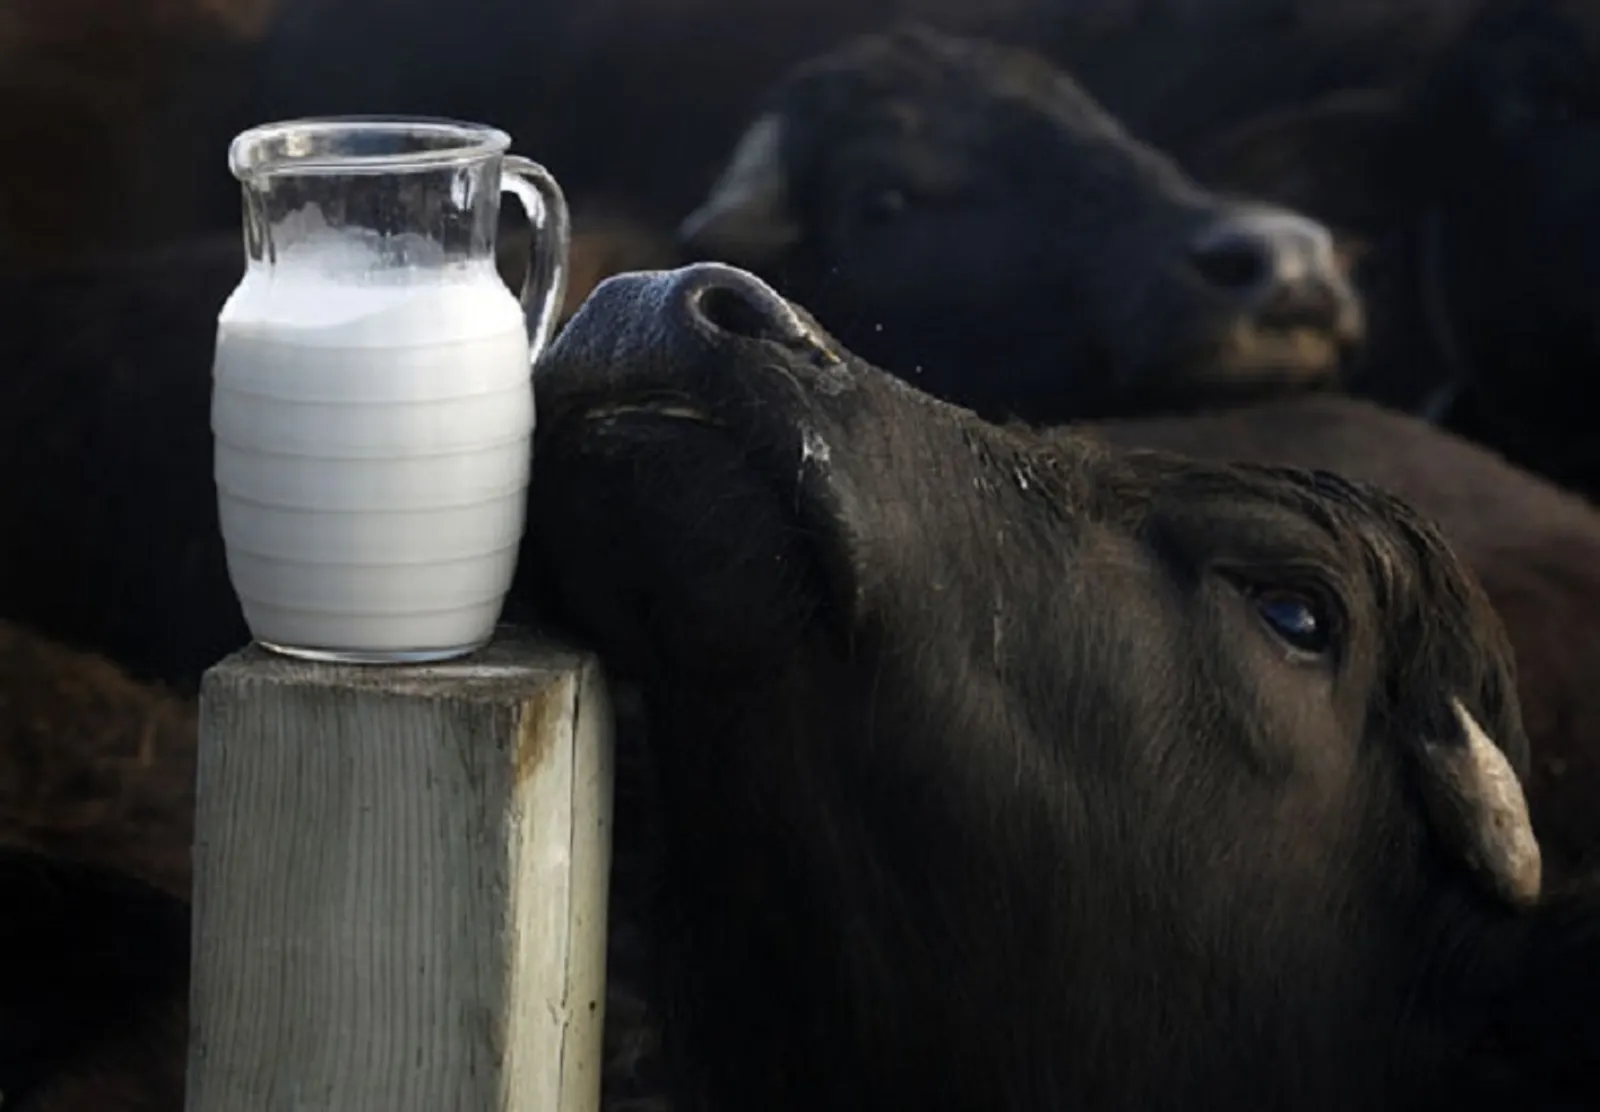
211;116;570;664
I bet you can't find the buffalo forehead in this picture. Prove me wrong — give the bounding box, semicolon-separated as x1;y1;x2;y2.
779;31;1121;175
1117;455;1462;616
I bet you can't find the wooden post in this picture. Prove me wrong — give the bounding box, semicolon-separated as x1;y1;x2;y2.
186;627;614;1112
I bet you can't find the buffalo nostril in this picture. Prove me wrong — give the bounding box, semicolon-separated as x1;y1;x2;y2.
1189;234;1272;293
1187;210;1357;335
677;261;813;346
697;284;789;340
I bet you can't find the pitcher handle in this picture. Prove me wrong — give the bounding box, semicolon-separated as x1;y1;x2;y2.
501;154;571;364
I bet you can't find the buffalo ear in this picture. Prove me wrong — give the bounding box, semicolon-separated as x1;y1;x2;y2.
678;113;803;265
1190;87;1408;235
1409;697;1541;907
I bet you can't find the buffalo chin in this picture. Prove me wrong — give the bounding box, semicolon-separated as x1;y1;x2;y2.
1129;326;1349;413
1220;323;1345;374
526;400;827;683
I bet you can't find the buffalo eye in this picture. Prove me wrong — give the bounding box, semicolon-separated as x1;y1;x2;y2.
1249;586;1332;656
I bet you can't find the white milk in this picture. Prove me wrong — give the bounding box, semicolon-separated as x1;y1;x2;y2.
212;242;534;659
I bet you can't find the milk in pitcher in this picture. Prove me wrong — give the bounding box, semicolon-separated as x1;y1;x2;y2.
212;238;534;659
214;116;570;661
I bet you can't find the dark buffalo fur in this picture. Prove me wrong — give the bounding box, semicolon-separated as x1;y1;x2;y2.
679;25;1364;424
1088;394;1600;886
0;619;197;897
0;620;195;1111
518;262;1600;1111
1189;0;1600;500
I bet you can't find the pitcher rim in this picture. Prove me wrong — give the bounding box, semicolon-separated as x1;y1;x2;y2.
229;115;513;180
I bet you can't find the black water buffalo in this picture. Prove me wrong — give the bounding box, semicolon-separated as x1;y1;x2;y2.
678;25;1364;423
1087;394;1600;884
1190;0;1600;500
5;261;1599;1109
520;262;1598;1111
